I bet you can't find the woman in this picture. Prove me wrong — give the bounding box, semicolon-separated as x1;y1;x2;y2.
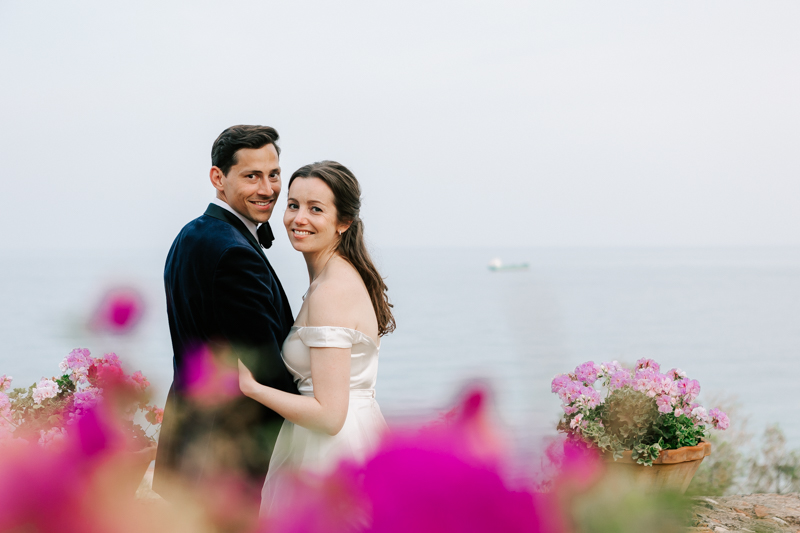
237;160;395;514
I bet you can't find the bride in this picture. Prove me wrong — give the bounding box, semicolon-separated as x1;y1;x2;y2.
237;160;395;514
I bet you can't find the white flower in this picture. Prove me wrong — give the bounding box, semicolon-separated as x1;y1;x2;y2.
32;379;60;404
691;406;708;423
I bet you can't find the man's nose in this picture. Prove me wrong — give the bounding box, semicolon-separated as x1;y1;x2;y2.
257;177;274;197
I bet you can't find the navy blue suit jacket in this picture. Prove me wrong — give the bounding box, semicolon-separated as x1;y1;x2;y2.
153;203;298;496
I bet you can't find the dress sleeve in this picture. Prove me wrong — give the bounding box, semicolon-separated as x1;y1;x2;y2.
295;327;359;349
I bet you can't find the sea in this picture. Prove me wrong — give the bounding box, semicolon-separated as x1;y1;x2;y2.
2;245;799;463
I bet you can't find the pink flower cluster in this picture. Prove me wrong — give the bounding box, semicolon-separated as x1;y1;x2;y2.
0;391;12;437
551;357;729;432
145;405;164;425
32;379;60;404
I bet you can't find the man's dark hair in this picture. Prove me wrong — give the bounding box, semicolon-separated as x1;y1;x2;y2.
211;125;281;176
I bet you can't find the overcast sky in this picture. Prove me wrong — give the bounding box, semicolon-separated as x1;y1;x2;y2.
1;1;799;251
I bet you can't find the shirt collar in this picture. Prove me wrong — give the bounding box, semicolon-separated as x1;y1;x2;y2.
211;197;259;242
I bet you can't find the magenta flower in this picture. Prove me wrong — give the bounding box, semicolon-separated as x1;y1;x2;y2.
262;388;570;533
708;408;729;430
89;287;145;334
183;345;240;407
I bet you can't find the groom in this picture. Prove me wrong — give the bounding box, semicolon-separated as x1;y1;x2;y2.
153;125;298;499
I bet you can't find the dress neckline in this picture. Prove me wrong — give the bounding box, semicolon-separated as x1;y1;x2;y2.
289;325;380;349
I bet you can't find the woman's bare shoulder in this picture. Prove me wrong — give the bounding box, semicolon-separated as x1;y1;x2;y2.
305;259;368;328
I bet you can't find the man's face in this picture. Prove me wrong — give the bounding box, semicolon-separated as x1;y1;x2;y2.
210;144;281;225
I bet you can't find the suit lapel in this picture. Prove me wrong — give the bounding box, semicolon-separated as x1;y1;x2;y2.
204;204;265;258
204;203;293;318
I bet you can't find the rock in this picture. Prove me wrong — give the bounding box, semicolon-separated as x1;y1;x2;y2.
755;504;771;518
692;493;800;533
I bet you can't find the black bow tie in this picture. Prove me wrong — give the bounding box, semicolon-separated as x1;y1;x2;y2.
257;223;274;249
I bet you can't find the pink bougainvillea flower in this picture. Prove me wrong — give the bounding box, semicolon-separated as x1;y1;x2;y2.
182;345;241;407
264;389;571;533
145;405;164;425
90;287;145;334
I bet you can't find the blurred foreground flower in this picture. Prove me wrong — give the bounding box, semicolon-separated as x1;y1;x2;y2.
89;287;145;334
182;344;241;407
262;389;565;533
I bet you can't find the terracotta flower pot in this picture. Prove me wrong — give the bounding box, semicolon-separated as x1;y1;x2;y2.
604;439;711;493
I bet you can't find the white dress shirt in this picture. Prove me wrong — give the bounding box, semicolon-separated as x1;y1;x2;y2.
211;197;260;242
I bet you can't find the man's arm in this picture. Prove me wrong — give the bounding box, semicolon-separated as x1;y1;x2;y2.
212;245;293;391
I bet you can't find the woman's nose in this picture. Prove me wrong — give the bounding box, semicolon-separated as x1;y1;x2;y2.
293;208;309;225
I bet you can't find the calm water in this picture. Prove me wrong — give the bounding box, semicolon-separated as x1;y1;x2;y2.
2;246;799;455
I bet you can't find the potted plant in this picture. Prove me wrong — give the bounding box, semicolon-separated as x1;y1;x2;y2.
551;358;729;493
0;348;163;493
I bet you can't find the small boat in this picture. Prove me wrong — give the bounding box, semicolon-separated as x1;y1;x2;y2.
488;258;529;272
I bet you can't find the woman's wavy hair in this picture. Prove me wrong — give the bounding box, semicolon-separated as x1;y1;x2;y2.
288;161;396;336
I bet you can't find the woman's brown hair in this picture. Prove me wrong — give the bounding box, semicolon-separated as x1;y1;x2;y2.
289;161;396;336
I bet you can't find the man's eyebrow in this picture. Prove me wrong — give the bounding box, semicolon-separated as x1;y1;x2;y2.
240;168;263;175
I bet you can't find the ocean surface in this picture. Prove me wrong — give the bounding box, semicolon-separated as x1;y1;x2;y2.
2;246;799;462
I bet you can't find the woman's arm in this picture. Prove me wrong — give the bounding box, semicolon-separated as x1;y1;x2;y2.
238;345;350;435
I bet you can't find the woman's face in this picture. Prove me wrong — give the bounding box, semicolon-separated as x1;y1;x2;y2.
284;177;348;253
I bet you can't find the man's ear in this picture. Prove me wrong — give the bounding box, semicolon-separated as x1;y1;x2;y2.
210;166;225;192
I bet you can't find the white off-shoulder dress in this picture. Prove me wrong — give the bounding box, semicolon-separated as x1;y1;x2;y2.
260;326;387;514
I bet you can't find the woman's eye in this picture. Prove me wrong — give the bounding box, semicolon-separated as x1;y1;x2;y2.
311;206;322;213
287;203;298;209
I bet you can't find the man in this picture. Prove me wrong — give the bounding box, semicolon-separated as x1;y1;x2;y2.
153;125;298;499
